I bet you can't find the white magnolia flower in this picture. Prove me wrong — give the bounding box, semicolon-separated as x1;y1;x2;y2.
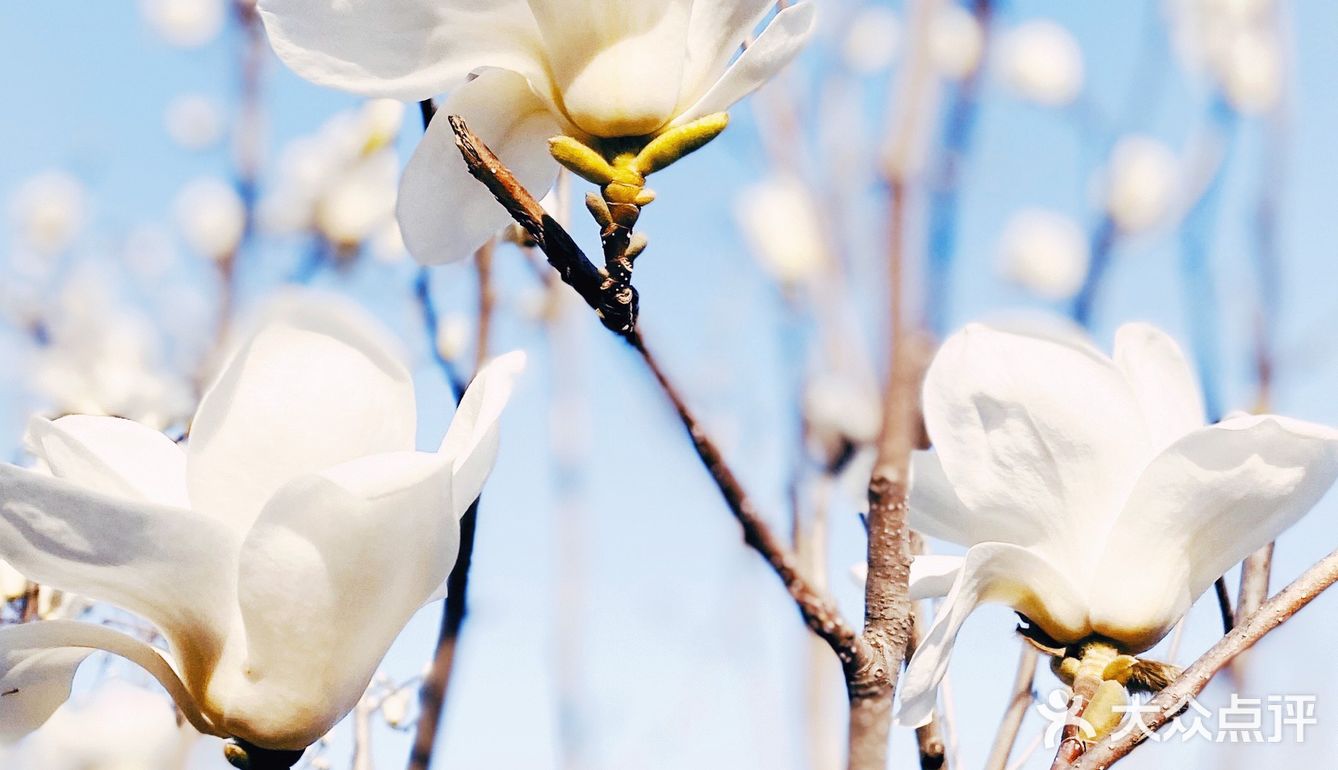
897;322;1338;726
0;299;525;751
14;680;201;770
998;20;1084;106
998;208;1090;300
736;174;829;287
257;0;818;265
1102;136;1179;234
261;100;404;249
8;171;88;257
174;177;246;260
31;273;193;431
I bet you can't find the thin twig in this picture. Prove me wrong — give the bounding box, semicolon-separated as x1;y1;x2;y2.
924;0;993;334
446;116;635;336
408;497;480;770
983;645;1038;770
627;330;869;667
1073;546;1338;770
413;268;467;399
444;115;872;676
474;241;496;372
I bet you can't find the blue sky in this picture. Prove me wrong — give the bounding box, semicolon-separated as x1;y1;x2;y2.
4;1;1338;769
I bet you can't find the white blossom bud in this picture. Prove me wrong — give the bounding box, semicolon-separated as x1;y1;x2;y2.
8;170;88;256
435;314;470;362
928;5;984;80
843;6;900;76
315;154;399;247
1221;30;1282;114
998;209;1090;300
999;20;1085;106
140;0;226;48
164;93;224;150
736;175;828;287
380;688;412;728
174;176;245;260
1103;136;1179;234
371;223;409;264
805;373;881;447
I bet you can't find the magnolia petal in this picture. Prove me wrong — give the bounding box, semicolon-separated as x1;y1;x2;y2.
1090;414;1338;651
398;69;560;266
188;298;416;529
0;621;217;741
440;351;527;514
921;324;1150;568
848;554;962;600
909;554;964;600
26;415;189;508
0;465;237;682
672;4;817;128
897;543;1088;728
678;0;775;109
1113;323;1205;452
908;450;980;547
256;0;545;100
526;0;691;136
221;452;457;750
0;646;87;744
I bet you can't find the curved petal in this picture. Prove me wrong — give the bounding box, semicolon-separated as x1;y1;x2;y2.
921;324;1150;567
0;465;237;687
679;0;775;107
897;543;1089;728
216;451;457;750
672;3;818;127
1089;414;1338;651
909;554;964;600
188;298;416;529
1113;323;1204;452
909;450;981;547
398;69;561;266
0;646;88;744
440;351;527;514
256;0;545;100
848;554;963;601
526;0;691;136
26;415;189;508
0;621;218;741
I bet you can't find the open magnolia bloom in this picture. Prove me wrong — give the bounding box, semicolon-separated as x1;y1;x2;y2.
898;322;1338;727
256;0;817;265
0;299;525;751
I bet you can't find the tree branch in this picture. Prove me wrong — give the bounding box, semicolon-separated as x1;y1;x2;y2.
848;177;920;770
1073;545;1338;769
